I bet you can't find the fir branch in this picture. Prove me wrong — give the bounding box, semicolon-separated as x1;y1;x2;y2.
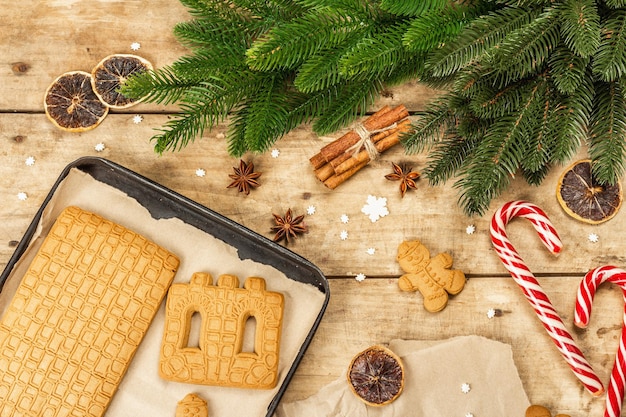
593;9;626;81
548;71;594;162
122;67;201;106
311;79;383;135
178;0;253;21
293;0;377;18
606;0;626;7
229;73;293;154
468;77;537;119
149;73;266;154
425;7;541;77
519;80;553;174
246;12;365;71
548;44;590;93
293;31;367;93
401;93;464;154
170;49;247;81
557;0;600;58
521;164;551;185
589;81;626;183
402;8;466;53
490;9;560;85
173;15;262;49
379;0;447;17
454;79;545;215
340;21;414;79
423;130;483;186
227;0;305;22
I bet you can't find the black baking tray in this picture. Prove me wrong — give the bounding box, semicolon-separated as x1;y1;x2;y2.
0;156;330;417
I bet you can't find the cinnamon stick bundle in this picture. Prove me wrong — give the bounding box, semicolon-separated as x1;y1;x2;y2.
309;105;410;189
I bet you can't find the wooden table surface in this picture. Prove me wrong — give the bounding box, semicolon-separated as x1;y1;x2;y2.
3;2;626;416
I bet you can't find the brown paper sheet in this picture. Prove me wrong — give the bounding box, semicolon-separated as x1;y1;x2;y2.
276;335;530;417
0;168;326;417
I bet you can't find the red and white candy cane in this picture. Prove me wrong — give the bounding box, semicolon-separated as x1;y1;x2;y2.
576;265;626;417
491;200;604;396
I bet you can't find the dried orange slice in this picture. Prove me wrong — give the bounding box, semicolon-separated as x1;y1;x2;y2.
91;54;152;109
556;159;623;224
347;345;404;406
44;71;109;132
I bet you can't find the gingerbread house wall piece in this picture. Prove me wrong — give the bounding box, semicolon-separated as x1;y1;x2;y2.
159;272;284;389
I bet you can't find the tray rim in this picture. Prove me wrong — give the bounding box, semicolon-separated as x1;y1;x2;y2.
0;156;330;417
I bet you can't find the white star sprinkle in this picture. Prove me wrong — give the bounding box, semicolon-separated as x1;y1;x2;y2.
132;114;143;124
271;149;280;158
340;214;349;224
487;308;496;319
366;247;376;255
216;132;225;139
94;142;106;152
25;156;35;166
130;42;141;51
465;413;474;417
461;383;471;394
361;195;389;223
17;192;28;201
307;205;316;215
195;168;206;177
466;224;475;235
588;233;599;243
355;273;366;282
340;230;348;240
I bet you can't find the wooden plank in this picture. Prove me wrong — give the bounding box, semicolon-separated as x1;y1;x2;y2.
2;113;624;277
0;0;440;113
282;277;623;416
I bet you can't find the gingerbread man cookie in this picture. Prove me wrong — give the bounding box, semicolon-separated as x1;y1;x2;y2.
526;404;570;417
396;240;465;312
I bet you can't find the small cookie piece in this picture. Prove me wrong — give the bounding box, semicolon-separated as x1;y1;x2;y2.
0;206;179;417
525;405;571;417
176;393;208;417
160;272;284;389
397;240;465;312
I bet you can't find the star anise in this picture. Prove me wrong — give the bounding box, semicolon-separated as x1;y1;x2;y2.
271;208;307;244
227;159;261;195
385;162;420;197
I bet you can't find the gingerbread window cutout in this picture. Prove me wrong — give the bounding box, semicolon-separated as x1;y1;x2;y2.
159;272;285;389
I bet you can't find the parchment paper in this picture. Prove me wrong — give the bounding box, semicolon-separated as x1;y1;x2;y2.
0;168;326;417
276;335;530;417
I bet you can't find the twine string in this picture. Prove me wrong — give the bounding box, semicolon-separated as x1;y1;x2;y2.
346;122;398;160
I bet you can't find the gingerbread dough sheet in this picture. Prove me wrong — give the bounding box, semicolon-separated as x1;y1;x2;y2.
0;167;326;417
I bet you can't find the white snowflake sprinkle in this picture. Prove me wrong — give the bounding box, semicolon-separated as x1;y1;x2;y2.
25;156;35;166
466;224;476;235
17;192;28;201
465;413;474;417
132;114;143;124
487;308;496;319
340;214;349;224
130;42;141;51
361;195;389;223
340;230;348;241
307;205;316;215
366;247;376;255
94;142;106;152
271;149;280;158
461;383;471;394
355;273;366;282
588;233;599;243
195;168;206;177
